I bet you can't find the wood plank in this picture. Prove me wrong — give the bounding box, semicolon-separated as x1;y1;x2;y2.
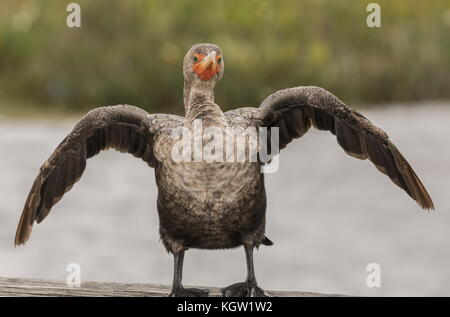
0;277;345;297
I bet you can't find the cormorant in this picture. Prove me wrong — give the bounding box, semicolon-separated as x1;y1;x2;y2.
15;43;433;297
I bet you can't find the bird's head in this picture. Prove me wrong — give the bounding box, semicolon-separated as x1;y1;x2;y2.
183;43;224;86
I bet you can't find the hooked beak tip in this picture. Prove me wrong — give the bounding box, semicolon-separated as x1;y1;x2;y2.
193;51;220;80
203;51;217;66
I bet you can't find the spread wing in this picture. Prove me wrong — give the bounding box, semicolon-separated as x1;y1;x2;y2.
15;105;183;245
233;86;433;210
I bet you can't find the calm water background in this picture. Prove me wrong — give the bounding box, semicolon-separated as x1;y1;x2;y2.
0;103;449;296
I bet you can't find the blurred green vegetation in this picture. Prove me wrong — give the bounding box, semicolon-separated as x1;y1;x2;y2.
0;0;449;116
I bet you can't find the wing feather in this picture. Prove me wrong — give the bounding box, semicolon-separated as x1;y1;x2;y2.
252;86;433;210
15;105;182;245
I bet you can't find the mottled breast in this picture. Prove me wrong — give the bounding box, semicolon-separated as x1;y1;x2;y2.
153;123;266;248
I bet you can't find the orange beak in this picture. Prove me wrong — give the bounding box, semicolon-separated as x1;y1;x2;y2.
193;51;220;81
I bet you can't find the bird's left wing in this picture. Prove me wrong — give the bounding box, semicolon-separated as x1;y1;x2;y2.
15;105;183;245
242;86;433;210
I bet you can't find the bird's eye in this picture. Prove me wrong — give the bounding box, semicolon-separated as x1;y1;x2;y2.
193;56;198;63
217;57;222;63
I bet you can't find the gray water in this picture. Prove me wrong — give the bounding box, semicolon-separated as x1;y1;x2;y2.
0;103;449;296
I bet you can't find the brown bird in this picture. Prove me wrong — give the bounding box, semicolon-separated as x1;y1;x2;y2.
15;43;433;297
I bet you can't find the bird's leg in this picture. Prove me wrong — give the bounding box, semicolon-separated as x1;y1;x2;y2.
221;245;269;297
168;250;209;297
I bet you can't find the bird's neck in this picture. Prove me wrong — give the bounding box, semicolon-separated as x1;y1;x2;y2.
184;81;226;126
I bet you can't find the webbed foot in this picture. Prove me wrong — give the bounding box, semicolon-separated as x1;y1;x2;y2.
221;282;269;297
168;287;209;297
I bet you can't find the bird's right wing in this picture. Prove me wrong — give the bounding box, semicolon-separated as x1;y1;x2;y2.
15;105;183;246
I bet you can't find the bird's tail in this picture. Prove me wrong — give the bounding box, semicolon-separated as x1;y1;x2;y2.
262;236;273;246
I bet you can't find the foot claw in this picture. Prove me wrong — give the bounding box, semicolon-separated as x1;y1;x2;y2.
221;282;269;297
168;287;209;297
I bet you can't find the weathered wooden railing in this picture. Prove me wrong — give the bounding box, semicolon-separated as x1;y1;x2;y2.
0;277;344;297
